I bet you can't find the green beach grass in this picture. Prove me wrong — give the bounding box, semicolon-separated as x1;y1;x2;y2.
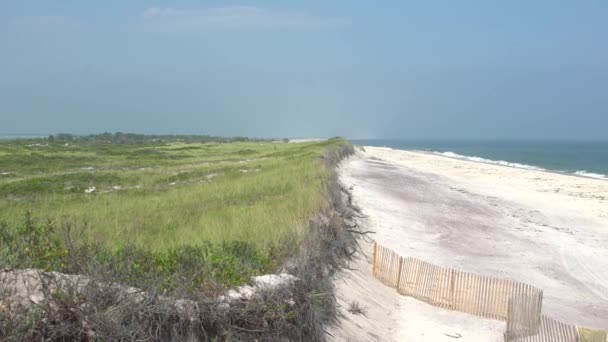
0;136;352;288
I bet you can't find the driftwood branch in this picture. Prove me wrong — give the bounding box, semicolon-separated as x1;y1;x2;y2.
345;229;375;235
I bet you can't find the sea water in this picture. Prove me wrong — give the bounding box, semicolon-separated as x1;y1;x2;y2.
352;140;608;180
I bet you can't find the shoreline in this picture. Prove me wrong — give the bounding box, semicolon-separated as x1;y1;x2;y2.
425;149;608;181
369;146;608;181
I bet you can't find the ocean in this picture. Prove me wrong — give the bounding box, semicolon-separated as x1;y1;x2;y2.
0;134;46;140
352;140;608;180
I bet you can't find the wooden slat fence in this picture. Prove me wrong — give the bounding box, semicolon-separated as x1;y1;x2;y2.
507;310;608;342
371;241;543;322
507;294;544;338
506;314;580;342
371;241;607;342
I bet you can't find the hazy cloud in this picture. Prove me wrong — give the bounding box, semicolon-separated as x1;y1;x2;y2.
13;15;83;32
138;6;345;32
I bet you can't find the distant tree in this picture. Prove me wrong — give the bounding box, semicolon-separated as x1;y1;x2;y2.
54;133;74;142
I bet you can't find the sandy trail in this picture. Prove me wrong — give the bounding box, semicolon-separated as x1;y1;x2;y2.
330;147;608;341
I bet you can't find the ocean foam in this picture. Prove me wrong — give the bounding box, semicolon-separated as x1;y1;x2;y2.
434;151;545;171
574;171;608;180
434;151;607;180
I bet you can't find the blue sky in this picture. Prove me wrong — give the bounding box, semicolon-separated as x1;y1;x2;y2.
1;1;607;139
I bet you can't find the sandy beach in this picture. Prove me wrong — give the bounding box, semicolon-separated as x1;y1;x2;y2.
330;146;608;341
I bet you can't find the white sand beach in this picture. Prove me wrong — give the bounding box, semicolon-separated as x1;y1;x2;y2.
329;146;608;341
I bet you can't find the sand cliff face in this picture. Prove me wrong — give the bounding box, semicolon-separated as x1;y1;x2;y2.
329;147;608;341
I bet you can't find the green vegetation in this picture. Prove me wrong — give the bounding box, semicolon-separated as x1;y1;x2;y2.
0;136;352;288
578;327;607;342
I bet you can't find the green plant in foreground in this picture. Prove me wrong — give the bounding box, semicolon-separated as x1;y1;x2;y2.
0;214;282;290
0;212;67;271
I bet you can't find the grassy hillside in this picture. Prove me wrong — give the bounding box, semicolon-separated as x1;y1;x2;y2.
0;137;352;288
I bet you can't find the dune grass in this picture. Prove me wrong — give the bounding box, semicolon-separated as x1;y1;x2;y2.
0;137;351;287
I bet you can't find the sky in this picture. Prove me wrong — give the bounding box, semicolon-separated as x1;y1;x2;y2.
1;1;607;140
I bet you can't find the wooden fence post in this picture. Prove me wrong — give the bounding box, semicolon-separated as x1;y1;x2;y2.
395;256;403;290
372;241;377;277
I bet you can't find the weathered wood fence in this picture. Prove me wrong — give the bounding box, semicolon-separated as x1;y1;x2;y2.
506;314;608;342
371;241;607;342
507;314;581;342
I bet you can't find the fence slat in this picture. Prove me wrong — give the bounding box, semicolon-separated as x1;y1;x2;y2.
372;241;377;277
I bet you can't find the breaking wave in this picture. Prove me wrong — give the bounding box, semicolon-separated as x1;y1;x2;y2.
573;170;608;180
434;151;545;171
434;151;607;180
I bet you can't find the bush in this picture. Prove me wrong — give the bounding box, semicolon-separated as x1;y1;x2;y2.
1;215;277;293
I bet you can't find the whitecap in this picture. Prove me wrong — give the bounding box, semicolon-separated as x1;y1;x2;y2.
574;171;608;180
433;151;545;171
433;151;607;180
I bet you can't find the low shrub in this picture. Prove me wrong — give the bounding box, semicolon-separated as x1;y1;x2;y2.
1;215;277;292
